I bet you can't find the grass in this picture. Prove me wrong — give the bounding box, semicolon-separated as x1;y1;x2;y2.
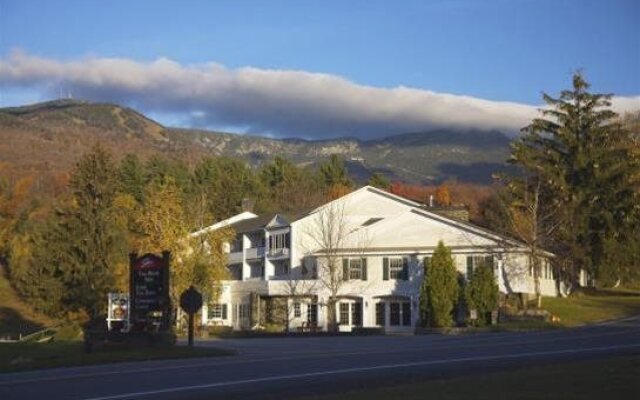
296;354;640;400
0;267;58;339
542;290;640;327
0;341;235;373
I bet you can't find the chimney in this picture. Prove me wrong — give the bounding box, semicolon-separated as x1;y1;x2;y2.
429;194;434;208
241;198;255;213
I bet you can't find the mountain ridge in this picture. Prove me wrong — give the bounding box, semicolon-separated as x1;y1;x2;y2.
0;99;513;184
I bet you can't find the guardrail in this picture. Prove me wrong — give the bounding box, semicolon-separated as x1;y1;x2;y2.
268;248;290;258
228;251;243;264
245;247;265;260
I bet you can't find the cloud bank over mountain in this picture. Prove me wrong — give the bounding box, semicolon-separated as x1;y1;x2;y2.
1;51;638;139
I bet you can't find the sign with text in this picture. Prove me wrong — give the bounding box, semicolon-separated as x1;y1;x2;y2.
129;251;171;331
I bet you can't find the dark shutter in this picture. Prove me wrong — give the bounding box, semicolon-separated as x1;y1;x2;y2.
466;256;473;278
402;258;409;280
343;258;349;280
383;257;389;280
485;255;494;269
362;258;368;281
222;304;228;320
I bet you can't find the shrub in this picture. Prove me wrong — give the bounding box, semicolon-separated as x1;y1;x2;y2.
424;241;460;327
465;264;499;326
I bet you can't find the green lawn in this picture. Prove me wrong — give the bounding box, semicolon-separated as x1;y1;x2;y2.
0;267;57;339
296;355;640;400
0;341;235;373
542;291;640;327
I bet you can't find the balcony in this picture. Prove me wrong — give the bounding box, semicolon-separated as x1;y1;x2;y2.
268;247;290;259
246;246;266;260
228;251;243;264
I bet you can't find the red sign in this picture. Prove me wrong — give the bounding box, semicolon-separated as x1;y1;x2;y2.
134;254;164;270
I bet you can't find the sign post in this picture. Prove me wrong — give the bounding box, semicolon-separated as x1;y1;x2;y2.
129;251;171;332
180;286;203;347
107;293;130;332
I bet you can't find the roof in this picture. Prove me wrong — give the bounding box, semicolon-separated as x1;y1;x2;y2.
227;208;316;234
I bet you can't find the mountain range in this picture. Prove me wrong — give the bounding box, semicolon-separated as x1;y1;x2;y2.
0;99;515;184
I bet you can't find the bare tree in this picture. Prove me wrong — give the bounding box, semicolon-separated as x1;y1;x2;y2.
504;179;560;308
302;200;370;332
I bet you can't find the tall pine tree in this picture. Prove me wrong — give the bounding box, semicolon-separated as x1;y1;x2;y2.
511;73;639;285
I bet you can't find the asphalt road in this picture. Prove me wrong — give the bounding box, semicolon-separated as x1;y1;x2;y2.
2;316;640;400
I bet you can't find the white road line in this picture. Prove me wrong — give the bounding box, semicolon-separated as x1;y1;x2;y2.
80;343;640;400
2;326;638;386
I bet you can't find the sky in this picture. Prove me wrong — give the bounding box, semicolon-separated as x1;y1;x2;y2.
0;0;638;139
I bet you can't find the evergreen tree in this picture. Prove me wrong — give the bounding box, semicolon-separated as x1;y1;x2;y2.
510;73;639;285
424;241;460;327
191;157;261;224
117;154;146;203
259;156;323;212
367;173;391;190
419;256;430;327
319;155;352;188
32;144;127;318
464;263;498;326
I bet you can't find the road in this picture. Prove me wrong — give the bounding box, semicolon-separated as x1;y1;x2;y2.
1;316;639;400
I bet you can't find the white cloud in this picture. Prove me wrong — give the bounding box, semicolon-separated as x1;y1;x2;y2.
1;50;638;139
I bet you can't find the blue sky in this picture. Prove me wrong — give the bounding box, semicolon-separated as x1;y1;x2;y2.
0;0;638;138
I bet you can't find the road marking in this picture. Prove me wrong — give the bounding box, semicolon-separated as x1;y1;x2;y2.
80;343;640;400
2;326;638;386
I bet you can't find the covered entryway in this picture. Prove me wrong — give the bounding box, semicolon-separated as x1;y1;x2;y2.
336;296;364;332
373;295;413;333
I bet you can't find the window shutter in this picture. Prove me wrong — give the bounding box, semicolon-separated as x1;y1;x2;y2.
222;304;228;320
402;258;409;280
343;258;349;280
466;256;473;278
424;257;431;276
383;257;389;280
362;258;368;281
485;255;494;269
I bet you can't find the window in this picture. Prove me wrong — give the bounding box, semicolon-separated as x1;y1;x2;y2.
307;303;318;324
294;302;301;318
275;262;289;276
303;257;317;279
340;303;350;325
229;236;242;252
269;232;290;252
239;304;249;319
467;255;495;279
343;258;367;280
227;265;242;280
384;257;407;280
250;263;264;279
389;303;400;326
351;303;362;326
423;257;431;274
375;303;386;326
207;303;227;320
402;302;411;326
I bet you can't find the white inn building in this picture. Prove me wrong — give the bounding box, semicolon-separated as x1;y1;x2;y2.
194;186;576;333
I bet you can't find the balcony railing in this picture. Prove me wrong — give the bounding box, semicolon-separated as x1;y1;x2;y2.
268;247;290;259
228;251;243;264
246;247;266;260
